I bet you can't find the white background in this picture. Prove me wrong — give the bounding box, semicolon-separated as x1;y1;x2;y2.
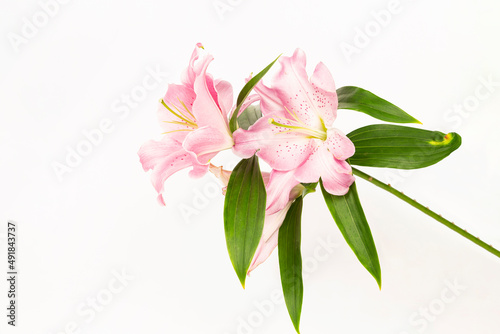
1;0;500;333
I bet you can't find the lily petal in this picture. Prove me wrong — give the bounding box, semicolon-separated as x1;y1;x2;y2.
158;83;197;139
138;137;183;172
253;80;288;118
189;163;210;179
235;94;260;119
266;169;301;215
192;54;228;132
247;201;292;274
138;137;207;206
295;144;354;195
233;115;314;170
214;79;234;121
310;61;338;126
325;128;355;160
183;126;234;165
181;42;204;87
272;49;323;129
248;179;305;274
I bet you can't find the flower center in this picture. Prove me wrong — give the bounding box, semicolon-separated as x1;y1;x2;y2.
161;98;198;133
268;107;327;140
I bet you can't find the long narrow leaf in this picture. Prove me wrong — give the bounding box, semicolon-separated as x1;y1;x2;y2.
321;180;381;288
224;156;267;288
347;124;462;169
229;55;280;132
278;196;304;333
337;86;421;124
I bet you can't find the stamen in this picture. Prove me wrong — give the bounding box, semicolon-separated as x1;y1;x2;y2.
161;129;193;134
170;102;195;122
284;106;304;125
268;118;327;140
163;121;196;127
177;97;196;120
161;99;197;128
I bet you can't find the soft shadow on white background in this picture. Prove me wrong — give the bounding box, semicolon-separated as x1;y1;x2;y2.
1;0;499;333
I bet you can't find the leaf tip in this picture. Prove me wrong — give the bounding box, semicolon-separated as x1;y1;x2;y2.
291;316;301;334
239;275;246;290
237;267;249;289
374;272;382;290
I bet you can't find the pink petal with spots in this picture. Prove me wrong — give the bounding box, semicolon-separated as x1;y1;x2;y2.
233;115;314;170
272;49;324;129
325;128;355;160
310;62;338;126
183;126;234;165
138;137;183;172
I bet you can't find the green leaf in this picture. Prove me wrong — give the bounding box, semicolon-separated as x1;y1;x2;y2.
300;182;318;196
347;124;462;169
337;86;421;124
320;180;381;288
278;196;304;334
229;55;281;132
223;156;267;288
237;104;262;130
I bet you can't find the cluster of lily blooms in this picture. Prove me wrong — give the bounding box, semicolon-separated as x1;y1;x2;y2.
139;43;356;273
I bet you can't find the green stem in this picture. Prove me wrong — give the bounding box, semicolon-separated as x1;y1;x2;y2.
352;167;500;259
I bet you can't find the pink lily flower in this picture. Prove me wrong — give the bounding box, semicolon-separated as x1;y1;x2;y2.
233;49;356;212
209;164;305;274
138;43;234;205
